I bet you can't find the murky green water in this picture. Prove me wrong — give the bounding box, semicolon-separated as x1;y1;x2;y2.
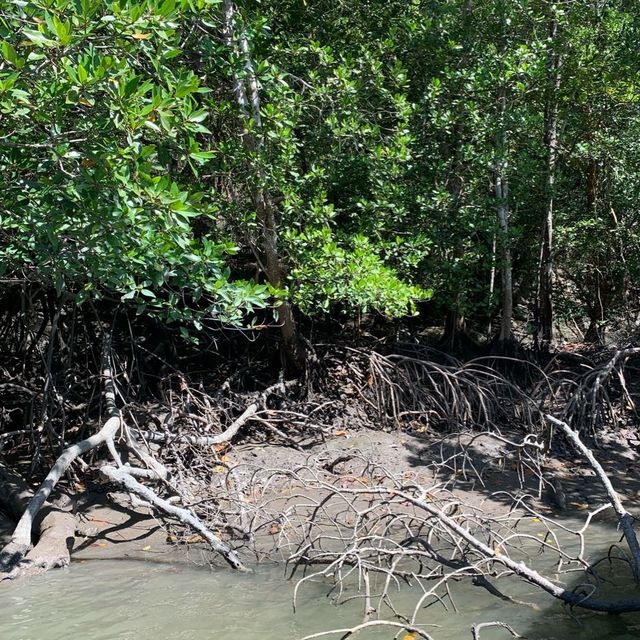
2;527;640;639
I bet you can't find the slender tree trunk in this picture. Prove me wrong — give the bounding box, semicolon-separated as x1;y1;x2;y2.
496;173;512;343
441;307;466;351
222;0;304;374
536;12;562;349
584;158;606;343
487;232;497;337
495;86;513;343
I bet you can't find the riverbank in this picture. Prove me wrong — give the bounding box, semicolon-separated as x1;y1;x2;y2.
4;422;639;571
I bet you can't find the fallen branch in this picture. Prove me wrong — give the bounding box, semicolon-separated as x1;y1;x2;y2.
134;403;258;447
395;485;640;612
1;335;254;577
101;465;248;571
135;380;298;447
546;414;640;581
0;331;121;574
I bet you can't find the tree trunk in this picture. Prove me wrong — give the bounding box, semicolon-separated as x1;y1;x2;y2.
494;83;513;344
441;307;467;352
496;170;512;343
221;0;304;375
536;12;562;349
487;232;497;337
0;462;76;576
584;158;607;343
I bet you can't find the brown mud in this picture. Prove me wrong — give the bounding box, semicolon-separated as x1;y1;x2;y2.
3;424;639;571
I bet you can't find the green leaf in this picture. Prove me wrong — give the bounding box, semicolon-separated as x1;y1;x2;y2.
158;0;176;17
23;29;55;47
1;41;22;68
189;150;216;164
77;63;88;84
144;119;162;133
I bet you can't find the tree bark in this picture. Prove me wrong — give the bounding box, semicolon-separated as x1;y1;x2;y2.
495;168;512;343
536;11;562;348
221;0;304;375
492;11;514;345
584;158;607;343
0;462;76;576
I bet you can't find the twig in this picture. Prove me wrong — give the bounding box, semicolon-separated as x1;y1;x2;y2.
472;621;523;640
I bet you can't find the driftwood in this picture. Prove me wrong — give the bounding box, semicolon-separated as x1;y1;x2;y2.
0;416;120;574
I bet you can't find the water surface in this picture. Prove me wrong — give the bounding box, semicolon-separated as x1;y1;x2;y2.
2;525;640;639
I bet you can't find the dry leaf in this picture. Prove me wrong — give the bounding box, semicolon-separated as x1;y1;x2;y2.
131;32;151;39
268;524;280;535
334;430;348;437
570;502;590;510
186;534;204;544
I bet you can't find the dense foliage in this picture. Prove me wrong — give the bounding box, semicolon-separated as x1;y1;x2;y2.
1;0;639;345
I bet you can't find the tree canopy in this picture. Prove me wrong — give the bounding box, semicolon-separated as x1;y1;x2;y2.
1;0;639;347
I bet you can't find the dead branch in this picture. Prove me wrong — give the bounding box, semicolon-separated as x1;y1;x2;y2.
546;414;640;580
0;336;122;575
0;462;75;577
0;417;119;574
134;380;299;447
297;620;434;640
472;621;523;640
100;464;247;571
249;440;640;619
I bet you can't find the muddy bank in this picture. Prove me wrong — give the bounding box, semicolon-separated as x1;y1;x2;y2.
4;425;636;569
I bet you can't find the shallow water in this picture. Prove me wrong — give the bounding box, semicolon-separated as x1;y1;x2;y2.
2;525;640;640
